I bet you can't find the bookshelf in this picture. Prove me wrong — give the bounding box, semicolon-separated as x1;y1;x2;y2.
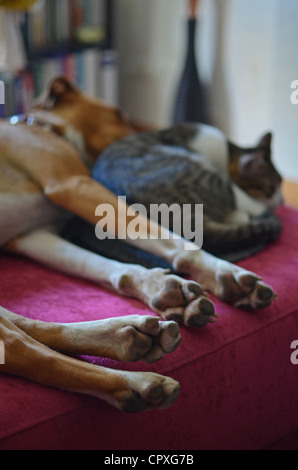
0;0;117;118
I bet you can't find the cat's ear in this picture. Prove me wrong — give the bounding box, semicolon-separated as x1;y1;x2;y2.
257;132;272;149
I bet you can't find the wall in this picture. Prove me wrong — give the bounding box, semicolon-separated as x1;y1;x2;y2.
0;10;27;72
223;0;298;182
114;0;186;127
114;0;298;182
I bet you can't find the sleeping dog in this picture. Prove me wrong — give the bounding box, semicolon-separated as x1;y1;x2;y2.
0;77;277;412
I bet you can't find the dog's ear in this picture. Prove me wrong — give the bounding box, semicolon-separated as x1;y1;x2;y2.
34;76;80;110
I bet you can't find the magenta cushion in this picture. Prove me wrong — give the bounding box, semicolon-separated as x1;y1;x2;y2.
0;205;298;450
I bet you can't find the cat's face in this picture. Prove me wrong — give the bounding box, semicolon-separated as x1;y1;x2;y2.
229;133;283;209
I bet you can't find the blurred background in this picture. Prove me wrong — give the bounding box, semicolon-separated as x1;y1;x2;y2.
0;0;297;203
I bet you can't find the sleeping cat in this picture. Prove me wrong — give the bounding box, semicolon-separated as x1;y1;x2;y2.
63;122;283;265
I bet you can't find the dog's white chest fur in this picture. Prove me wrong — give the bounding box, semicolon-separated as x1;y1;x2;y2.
0;193;64;247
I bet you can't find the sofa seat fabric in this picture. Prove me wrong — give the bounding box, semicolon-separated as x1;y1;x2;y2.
0;205;297;450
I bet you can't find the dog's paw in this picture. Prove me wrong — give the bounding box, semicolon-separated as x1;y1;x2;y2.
112;371;181;413
107;315;181;363
215;268;278;310
118;268;217;327
144;270;217;327
170;250;277;311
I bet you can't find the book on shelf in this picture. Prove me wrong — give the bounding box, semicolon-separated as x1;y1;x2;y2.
23;0;108;54
0;48;118;118
0;0;115;118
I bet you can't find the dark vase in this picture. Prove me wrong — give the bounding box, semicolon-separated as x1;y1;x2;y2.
0;105;5;118
173;17;207;125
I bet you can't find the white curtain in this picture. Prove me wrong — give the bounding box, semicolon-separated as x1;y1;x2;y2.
0;8;27;72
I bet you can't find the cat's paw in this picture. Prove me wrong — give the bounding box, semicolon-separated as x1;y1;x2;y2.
215;268;278;310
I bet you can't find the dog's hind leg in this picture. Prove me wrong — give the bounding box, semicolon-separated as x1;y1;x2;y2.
0;311;180;412
5;229;216;327
1;305;181;363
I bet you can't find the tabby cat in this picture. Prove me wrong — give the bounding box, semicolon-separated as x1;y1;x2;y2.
63;123;282;265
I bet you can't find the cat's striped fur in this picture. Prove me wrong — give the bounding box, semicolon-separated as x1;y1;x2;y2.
65;123;282;263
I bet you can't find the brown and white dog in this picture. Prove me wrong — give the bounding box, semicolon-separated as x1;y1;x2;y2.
0;77;277;412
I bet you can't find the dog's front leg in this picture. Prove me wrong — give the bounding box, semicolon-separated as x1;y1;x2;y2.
0;312;180;412
42;174;276;312
149;240;278;311
6;229;216;327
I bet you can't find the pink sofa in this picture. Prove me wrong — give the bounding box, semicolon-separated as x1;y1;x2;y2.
0;205;297;450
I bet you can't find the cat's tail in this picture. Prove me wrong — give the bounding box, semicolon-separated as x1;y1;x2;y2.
201;212;282;262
